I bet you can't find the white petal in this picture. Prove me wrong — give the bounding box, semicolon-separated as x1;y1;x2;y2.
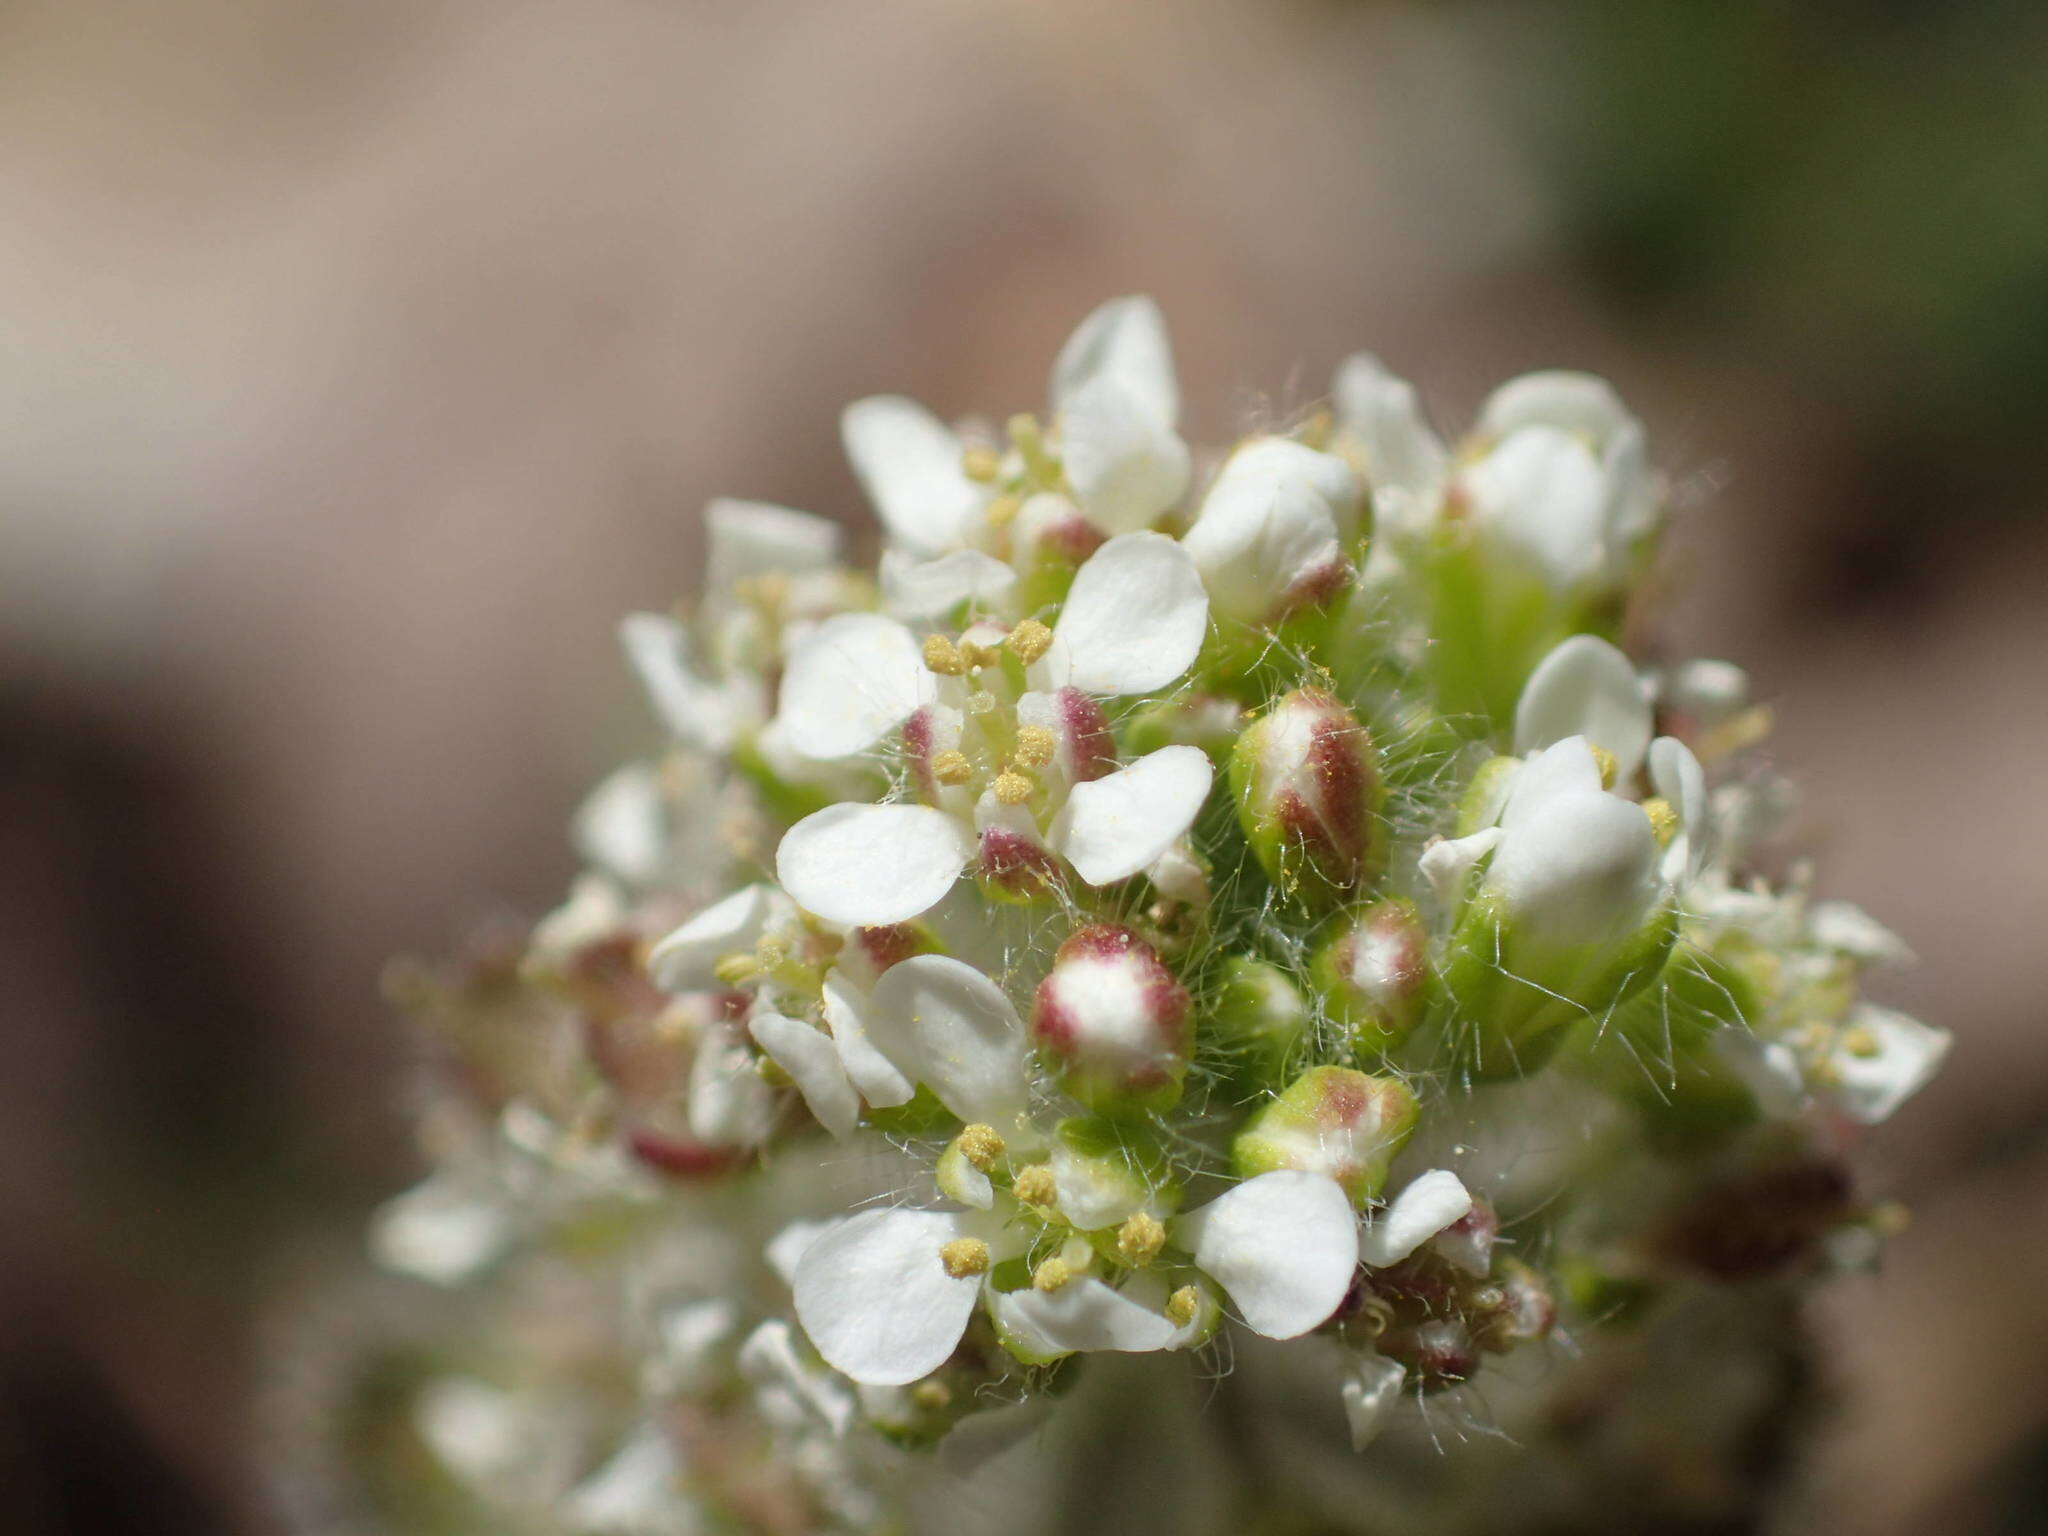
1497;737;1604;831
1420;827;1502;907
1177;1170;1359;1339
749;1012;861;1137
1479;370;1635;446
880;548;1019;621
1051;532;1209;695
370;1177;511;1287
1051;295;1179;426
1807;901;1914;966
618;613;736;750
1833;1006;1951;1125
842;396;980;557
1182;438;1359;622
736;1319;857;1437
687;1028;776;1146
1331;353;1447;529
993;1278;1177;1359
1514;634;1652;780
1462;426;1608;593
563;1423;682;1534
648;884;790;993
937;1397;1053;1476
1059;374;1192;534
1488;785;1662;950
1341;1353;1408;1451
572;763;668;887
865;955;1028;1124
766;1218;836;1286
777;803;973;926
793;1209;980;1386
821;969;914;1108
777;612;931;760
1359;1169;1473;1268
1649;735;1709;885
1052;746;1214;887
704;497;842;589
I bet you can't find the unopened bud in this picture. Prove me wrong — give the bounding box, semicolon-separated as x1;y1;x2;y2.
1233;1065;1420;1206
1032;926;1193;1112
1229;689;1386;908
1210;957;1311;1085
1313;899;1431;1055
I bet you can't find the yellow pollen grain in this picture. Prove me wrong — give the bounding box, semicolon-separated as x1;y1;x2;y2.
1116;1212;1167;1267
985;494;1023;530
940;1237;990;1279
1590;744;1620;789
1032;1257;1074;1293
923;634;965;675
911;1379;953;1410
992;768;1034;806
1012;1164;1057;1207
1165;1285;1199;1327
931;749;973;786
956;1123;1005;1171
960;445;1002;482
1641;797;1679;846
1006;618;1054;664
1013;725;1056;768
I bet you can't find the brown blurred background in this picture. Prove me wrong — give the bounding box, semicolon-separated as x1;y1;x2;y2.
1;1;2043;1531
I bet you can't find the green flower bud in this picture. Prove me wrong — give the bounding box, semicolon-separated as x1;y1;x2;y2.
1313;898;1431;1056
1232;1065;1419;1206
1209;956;1311;1085
1228;689;1386;908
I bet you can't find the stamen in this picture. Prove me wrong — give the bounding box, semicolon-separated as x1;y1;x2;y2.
985;494;1022;530
1590;744;1620;789
1013;725;1056;769
965;689;999;716
931;750;973;787
911;1379;954;1410
940;1237;990;1279
992;768;1034;806
956;1123;1005;1171
1032;1257;1073;1293
1840;1024;1882;1059
712;952;760;986
1116;1211;1166;1267
1641;797;1679;846
960;445;1002;483
923;634;965;675
1165;1285;1199;1327
1006;618;1053;664
1012;1164;1057;1207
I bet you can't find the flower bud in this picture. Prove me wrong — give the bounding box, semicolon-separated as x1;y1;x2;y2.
1032;926;1193;1111
1232;1065;1419;1206
1210;956;1311;1085
1313;898;1430;1056
1229;689;1386;908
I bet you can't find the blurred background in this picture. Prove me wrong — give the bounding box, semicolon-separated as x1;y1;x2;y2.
1;0;2043;1530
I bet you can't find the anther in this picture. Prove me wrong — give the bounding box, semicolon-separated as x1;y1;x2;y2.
959;640;1000;671
712;952;760;986
931;750;973;787
940;1237;991;1279
960;445;1002;483
1165;1285;1199;1327
1641;796;1679;846
1012;725;1056;769
992;768;1034;806
911;1379;953;1410
1012;1164;1057;1207
1589;744;1620;789
923;634;965;675
1841;1024;1882;1059
956;1123;1005;1171
985;494;1022;529
1032;1257;1073;1293
965;690;998;716
1006;618;1054;664
1116;1211;1167;1267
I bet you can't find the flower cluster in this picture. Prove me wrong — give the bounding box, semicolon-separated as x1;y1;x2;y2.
348;299;1946;1533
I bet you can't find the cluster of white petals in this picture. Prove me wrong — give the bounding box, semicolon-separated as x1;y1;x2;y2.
354;297;1947;1532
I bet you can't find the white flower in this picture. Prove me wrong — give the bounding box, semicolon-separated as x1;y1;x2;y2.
1455;372;1656;596
792;1168;1358;1386
1340;1351;1408;1451
1358;1169;1473;1268
1332;353;1447;543
843;297;1189;581
1182;437;1362;624
1513;633;1654;784
773;533;1213;926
